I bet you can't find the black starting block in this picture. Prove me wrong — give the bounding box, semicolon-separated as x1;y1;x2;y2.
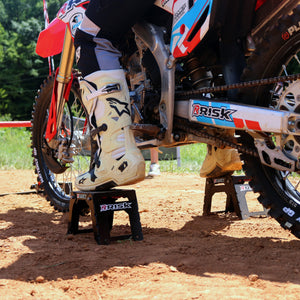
67;189;143;245
203;174;268;220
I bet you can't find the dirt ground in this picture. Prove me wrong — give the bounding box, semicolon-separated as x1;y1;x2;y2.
0;170;299;300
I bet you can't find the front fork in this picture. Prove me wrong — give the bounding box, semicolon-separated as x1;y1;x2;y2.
45;27;75;145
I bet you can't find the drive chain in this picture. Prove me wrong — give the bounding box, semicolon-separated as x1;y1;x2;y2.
176;73;300;99
174;118;259;157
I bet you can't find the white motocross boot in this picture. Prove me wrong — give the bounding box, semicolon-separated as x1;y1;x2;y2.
75;69;145;191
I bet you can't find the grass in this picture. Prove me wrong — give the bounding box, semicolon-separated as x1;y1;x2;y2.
145;143;207;174
0;127;33;170
0;125;207;172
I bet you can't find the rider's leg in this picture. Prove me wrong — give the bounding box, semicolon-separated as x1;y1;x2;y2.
75;68;145;190
74;0;155;190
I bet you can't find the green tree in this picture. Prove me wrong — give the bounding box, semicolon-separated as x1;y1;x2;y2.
0;0;62;120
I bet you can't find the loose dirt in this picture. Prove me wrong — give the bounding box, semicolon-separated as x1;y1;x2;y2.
0;170;299;299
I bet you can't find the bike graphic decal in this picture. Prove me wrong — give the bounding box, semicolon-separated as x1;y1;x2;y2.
58;0;88;37
170;0;213;58
69;12;84;36
58;0;88;20
192;103;236;122
190;100;265;130
282;31;290;41
282;21;300;41
233;118;262;131
191;101;236;127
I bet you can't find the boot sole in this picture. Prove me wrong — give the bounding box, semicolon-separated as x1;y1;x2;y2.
94;161;145;191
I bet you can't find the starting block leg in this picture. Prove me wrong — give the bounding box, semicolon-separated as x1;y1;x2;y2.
203;174;268;220
67;195;90;234
124;190;143;241
67;189;143;245
88;197;114;245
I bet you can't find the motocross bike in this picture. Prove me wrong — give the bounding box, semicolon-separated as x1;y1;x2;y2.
32;0;300;238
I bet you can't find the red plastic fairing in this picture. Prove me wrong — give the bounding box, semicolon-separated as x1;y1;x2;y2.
255;0;268;10
36;18;67;58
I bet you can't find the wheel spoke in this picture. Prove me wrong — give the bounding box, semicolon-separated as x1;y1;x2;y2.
282;64;288;76
282;171;290;181
294;53;300;65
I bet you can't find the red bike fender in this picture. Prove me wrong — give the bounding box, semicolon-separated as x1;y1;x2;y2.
36;18;66;58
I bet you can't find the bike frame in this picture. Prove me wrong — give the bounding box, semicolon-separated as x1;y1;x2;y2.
36;0;300;157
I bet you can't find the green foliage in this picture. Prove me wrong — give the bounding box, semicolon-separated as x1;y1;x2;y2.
0;0;61;120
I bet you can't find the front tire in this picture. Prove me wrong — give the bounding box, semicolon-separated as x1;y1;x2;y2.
32;74;92;212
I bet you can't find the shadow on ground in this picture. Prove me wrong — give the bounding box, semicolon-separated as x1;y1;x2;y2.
0;205;299;284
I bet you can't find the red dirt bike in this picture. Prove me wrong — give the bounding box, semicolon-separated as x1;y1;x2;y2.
32;0;300;238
